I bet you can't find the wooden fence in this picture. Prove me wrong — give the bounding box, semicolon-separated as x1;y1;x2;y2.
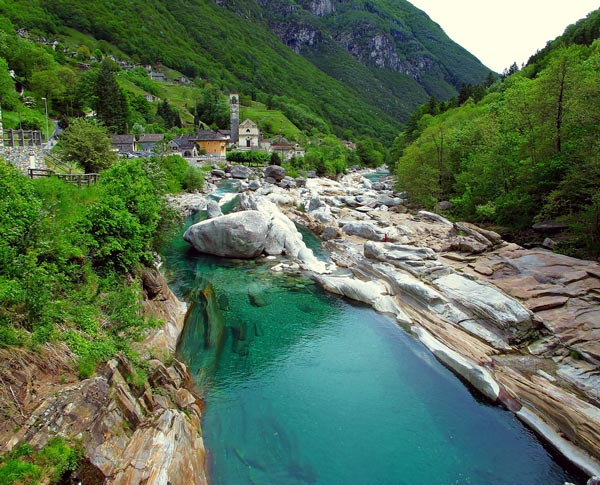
28;169;99;187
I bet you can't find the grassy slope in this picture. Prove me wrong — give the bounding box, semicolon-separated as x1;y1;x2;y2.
1;0;490;140
241;101;304;141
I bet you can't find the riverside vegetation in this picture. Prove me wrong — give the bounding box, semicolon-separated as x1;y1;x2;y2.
390;9;600;258
0;155;204;483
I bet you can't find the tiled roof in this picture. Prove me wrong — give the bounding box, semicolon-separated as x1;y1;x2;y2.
195;130;227;141
271;136;293;148
138;134;165;142
171;136;197;149
111;134;135;143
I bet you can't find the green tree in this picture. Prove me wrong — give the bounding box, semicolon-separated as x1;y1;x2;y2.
81;159;164;273
94;60;128;133
356;138;384;168
77;45;92;61
157;99;181;129
30;68;65;101
56;118;117;173
194;87;229;129
0;57;19;110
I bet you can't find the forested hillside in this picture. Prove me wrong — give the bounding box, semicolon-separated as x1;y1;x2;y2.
0;0;490;141
391;9;600;257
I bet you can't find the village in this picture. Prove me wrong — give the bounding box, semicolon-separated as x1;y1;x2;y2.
11;29;307;168
110;94;306;165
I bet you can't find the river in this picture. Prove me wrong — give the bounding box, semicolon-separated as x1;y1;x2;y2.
163;184;582;484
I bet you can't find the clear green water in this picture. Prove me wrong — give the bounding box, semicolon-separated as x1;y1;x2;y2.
165;210;581;484
363;169;390;182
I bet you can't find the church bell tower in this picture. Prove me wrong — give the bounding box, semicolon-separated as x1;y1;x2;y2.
229;93;239;144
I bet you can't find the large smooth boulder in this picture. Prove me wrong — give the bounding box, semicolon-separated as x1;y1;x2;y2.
434;273;534;339
307;196;333;223
279;176;297;189
418;210;453;226
364;241;437;263
315;274;410;323
413;327;500;401
376;194;402;207
248;179;262;191
308;196;325;212
230;165;253;179
183;210;270;258
264;165;286;181
321;226;341;241
341;221;385;241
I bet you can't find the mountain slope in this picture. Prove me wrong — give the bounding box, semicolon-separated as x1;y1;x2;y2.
1;0;490;140
258;0;490;98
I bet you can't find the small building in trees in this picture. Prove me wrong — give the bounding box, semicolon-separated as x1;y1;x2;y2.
149;71;166;83
170;135;198;158
143;93;159;102
238;119;260;150
137;133;165;152
269;135;305;161
111;134;135;154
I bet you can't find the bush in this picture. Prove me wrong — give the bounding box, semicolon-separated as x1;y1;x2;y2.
182;166;205;192
0;156;170;379
0;162;42;270
226;150;270;165
0;438;81;485
56;118;118;173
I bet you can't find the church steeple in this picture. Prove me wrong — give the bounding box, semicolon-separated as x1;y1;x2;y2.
229;93;239;144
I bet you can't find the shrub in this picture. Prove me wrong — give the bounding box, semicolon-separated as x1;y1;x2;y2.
56;118;118;173
182;166;205;192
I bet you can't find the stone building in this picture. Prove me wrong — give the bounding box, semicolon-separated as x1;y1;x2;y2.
238;119;260;150
195;130;228;157
230;93;239;144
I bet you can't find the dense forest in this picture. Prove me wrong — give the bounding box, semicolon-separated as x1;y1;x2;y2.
391;9;600;258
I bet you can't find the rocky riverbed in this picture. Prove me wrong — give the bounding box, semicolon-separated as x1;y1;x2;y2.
183;164;600;480
4;163;597;483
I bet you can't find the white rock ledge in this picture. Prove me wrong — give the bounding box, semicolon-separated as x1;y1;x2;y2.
412;326;500;401
516;406;600;477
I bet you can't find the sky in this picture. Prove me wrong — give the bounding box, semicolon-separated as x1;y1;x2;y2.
407;1;600;72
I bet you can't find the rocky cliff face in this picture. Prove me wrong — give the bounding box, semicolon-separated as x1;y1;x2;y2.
0;271;208;484
212;0;489;121
249;0;488;89
270;22;323;53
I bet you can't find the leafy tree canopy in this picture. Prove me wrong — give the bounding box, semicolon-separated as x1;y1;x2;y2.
56;118;118;173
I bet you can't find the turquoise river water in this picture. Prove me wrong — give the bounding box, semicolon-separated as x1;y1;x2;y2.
164;187;582;485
